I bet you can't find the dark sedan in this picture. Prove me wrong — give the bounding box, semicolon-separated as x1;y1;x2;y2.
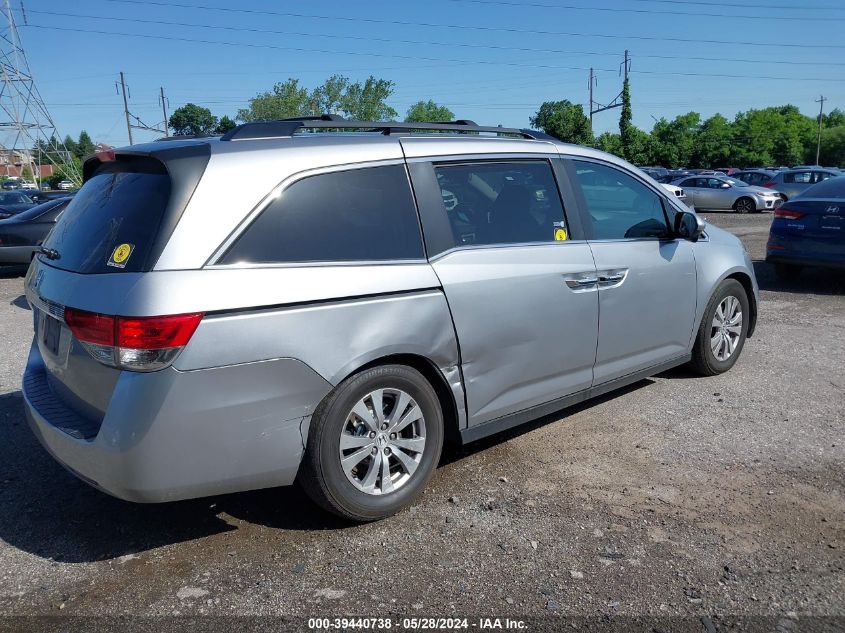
767;177;845;279
0;191;36;218
0;197;70;264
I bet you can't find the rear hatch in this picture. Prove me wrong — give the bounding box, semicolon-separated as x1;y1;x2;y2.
25;146;209;439
772;198;844;257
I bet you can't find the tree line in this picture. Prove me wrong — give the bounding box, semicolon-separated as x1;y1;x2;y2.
35;74;845;174
533;89;845;168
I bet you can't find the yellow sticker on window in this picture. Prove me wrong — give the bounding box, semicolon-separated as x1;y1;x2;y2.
107;243;135;268
554;227;568;241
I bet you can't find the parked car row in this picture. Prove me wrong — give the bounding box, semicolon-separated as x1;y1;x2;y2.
0;197;72;264
642;165;844;212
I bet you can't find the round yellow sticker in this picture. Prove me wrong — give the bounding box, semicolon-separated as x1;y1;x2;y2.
554;227;568;241
112;243;132;264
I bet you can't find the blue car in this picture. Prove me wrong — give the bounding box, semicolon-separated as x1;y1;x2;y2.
766;176;845;279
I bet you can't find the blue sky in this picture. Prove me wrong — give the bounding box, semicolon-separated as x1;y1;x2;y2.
14;0;845;146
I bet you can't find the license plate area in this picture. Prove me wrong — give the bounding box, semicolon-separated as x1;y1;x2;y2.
41;311;62;356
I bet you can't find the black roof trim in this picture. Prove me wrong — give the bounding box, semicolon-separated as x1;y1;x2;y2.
220;115;549;142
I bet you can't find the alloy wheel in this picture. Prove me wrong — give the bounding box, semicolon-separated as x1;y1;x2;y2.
710;295;743;361
339;388;426;496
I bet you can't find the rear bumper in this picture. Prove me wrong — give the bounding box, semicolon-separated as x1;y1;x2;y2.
766;253;845;270
22;342;332;502
0;245;35;264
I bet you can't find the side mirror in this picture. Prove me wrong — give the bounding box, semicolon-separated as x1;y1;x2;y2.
674;210;705;241
720;182;731;189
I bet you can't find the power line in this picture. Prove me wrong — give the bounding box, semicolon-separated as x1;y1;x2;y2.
26;25;845;83
623;0;844;9
441;0;845;21
25;9;845;68
94;0;845;50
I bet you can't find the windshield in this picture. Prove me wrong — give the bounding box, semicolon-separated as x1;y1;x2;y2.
724;178;750;187
0;192;33;204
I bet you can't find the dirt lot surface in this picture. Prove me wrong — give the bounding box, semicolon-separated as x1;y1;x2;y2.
0;212;842;632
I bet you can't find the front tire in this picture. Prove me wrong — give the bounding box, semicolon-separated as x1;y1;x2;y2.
689;279;750;376
299;364;444;521
733;197;755;214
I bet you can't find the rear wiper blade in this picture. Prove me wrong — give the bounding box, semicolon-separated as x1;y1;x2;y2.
38;246;60;260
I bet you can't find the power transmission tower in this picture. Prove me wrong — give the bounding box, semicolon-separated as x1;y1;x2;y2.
0;0;81;185
589;50;631;124
116;72;167;143
815;95;826;166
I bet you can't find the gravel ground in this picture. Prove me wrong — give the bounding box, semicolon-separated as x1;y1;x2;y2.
0;212;842;632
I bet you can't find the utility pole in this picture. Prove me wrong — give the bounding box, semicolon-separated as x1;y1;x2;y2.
590;50;631;123
815;95;826;166
160;86;169;137
119;71;132;145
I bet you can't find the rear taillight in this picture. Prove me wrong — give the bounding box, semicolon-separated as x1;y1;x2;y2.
763;181;776;188
773;207;805;220
64;308;203;372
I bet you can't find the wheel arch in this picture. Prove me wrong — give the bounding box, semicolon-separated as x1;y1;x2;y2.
340;353;464;444
724;271;757;337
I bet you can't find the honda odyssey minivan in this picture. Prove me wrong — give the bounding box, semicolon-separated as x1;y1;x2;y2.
22;116;758;520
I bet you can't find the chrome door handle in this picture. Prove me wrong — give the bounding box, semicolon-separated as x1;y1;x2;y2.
599;274;625;282
564;275;598;290
597;268;628;288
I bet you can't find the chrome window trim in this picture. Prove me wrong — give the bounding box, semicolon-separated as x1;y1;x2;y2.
426;238;589;263
206;158;407;266
206;259;429;270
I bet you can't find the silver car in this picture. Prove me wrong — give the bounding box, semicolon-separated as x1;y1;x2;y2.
672;174;782;213
765;168;841;201
21;118;759;520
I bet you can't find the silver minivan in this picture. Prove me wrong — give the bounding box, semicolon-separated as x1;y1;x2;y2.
22;117;758;520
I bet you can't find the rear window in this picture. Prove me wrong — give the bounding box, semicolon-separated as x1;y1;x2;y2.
40;159;171;273
219;165;424;264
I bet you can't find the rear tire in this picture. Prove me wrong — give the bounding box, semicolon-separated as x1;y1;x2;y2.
689;279;750;376
774;263;802;281
733;197;755;214
299;364;444;521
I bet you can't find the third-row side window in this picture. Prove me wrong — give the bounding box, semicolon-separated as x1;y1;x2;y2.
220;165;424;264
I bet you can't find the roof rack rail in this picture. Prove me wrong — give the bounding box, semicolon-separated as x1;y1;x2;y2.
220;115;551;142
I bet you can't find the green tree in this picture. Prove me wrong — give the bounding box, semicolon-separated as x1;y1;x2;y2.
21;165;33;181
169;103;218;135
216;115;237;134
529;100;593;145
405;100;454;123
692;114;733;168
237;79;317;122
619;78;637;162
76;130;95;159
314;74;350;115
341;76;397;120
596;131;623;156
823;108;845;129
649;112;700;167
62;134;78;159
818;125;845;166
